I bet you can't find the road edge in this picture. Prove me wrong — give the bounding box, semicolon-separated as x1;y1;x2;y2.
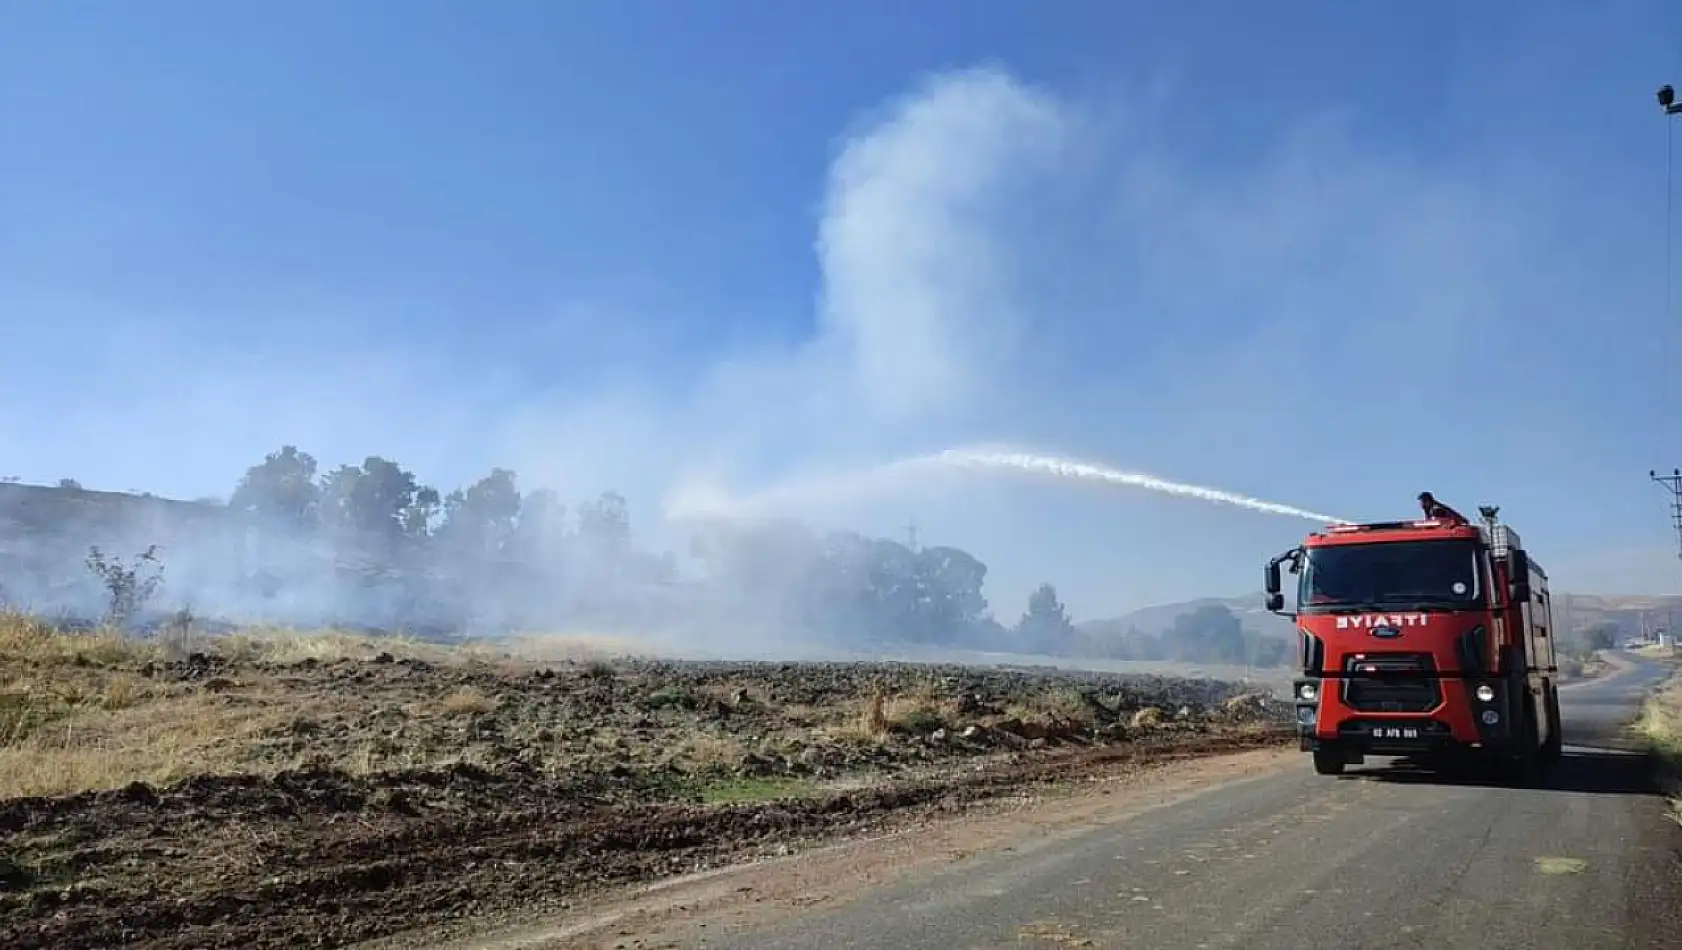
1631;653;1682;810
358;743;1300;950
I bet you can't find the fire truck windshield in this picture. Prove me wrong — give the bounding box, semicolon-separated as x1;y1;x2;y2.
1297;538;1482;612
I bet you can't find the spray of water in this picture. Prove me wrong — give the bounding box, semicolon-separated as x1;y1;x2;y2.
664;444;1350;525
930;447;1349;523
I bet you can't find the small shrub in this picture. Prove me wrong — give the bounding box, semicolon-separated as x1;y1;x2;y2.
439;686;498;717
85;545;165;628
646;685;698;711
894;704;946;735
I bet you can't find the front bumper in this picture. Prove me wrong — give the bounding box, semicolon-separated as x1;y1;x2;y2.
1293;675;1515;753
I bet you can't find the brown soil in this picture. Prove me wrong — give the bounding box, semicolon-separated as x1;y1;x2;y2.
0;620;1290;950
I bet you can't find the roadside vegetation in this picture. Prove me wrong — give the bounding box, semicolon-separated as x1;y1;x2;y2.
1635;663;1682;821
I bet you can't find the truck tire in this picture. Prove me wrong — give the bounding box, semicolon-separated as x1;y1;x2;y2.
1312;744;1346;776
1495;703;1542;785
1541;684;1564;762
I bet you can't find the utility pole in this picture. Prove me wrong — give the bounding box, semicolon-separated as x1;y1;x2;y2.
1650;470;1682;561
904;518;919;552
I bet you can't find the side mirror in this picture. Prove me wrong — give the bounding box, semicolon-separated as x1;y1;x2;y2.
1508;549;1532;603
1264;548;1300;616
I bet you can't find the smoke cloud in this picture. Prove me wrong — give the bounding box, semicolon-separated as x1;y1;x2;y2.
2;43;1674;641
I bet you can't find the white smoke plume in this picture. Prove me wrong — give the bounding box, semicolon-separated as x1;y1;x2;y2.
3;7;1676;632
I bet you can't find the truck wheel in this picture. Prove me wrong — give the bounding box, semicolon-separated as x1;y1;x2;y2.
1542;685;1564;762
1312;745;1346;776
1496;706;1543;785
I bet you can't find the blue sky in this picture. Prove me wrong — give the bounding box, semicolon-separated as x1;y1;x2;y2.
4;1;1682;618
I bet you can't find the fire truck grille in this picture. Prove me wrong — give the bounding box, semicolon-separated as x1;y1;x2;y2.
1342;653;1441;713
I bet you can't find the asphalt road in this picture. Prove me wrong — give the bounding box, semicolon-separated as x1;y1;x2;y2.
706;654;1682;950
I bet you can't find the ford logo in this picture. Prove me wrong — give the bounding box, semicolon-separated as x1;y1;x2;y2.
1370;625;1402;639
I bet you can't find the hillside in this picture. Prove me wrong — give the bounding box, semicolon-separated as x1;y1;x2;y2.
1555;593;1682;641
1081;591;1682;655
1080;593;1292;643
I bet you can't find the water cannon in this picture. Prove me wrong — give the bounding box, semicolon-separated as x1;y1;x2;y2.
1662;84;1682;115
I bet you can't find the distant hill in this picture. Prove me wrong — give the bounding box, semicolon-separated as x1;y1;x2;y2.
1554;593;1682;641
1078;593;1293;643
1079;591;1682;653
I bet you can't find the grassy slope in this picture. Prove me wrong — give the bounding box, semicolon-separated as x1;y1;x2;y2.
1632;648;1682;819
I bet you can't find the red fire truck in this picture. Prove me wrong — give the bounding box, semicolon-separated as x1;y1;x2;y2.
1263;505;1561;778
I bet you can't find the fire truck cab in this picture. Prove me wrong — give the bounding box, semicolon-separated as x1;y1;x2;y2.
1264;506;1561;779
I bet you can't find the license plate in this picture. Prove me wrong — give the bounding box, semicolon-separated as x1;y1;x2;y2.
1370;725;1421;740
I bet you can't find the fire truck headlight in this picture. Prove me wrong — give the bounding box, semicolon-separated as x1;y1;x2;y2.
1296;706;1316;725
1481;709;1500;725
1474;684;1496;703
1298;683;1317;702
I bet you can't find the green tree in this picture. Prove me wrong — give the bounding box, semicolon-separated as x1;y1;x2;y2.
511;488;568;561
438;468;522;555
230;445;320;526
918;545;990;636
1014;582;1076;653
576;491;631;552
318;456;424;541
1169;604;1247;665
1583;622;1619;652
400;486;442;539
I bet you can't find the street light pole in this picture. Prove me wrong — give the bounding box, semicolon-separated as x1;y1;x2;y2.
1653;89;1682;572
1661;86;1682;319
1660;85;1682;116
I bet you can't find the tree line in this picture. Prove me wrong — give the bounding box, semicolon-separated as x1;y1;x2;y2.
62;444;1295;667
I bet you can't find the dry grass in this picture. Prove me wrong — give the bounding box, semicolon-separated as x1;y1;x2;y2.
1637;678;1682;759
502;631;662;662
1632;643;1682;664
822;682;958;743
0;612;540;798
0;612;160;667
675;733;750;774
1130;706;1165;728
1636;674;1682;821
0;691;292;798
439;685;498;717
0;611;1266;802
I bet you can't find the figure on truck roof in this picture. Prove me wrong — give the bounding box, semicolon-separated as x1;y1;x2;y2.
1417;491;1468;525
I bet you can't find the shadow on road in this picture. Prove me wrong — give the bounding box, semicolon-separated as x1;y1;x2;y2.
1340;747;1660;796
